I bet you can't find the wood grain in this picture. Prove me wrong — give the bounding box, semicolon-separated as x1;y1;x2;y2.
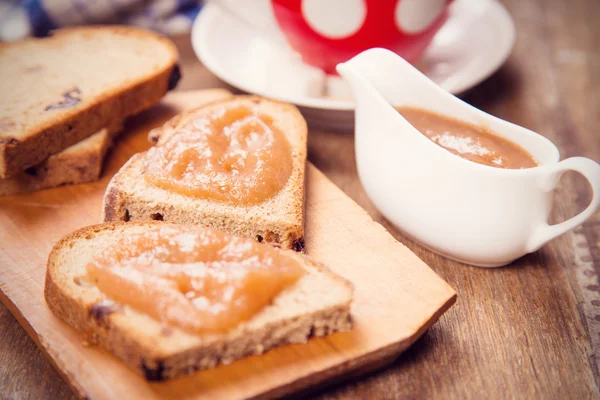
0;91;455;399
1;0;599;397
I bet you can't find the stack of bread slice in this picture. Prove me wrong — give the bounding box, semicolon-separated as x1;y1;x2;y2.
0;26;180;194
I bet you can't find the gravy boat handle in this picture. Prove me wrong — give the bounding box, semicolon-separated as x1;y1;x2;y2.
527;157;600;252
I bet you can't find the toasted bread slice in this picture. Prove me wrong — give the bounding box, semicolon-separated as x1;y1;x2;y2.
44;222;353;380
0;121;122;195
0;26;179;178
103;96;307;250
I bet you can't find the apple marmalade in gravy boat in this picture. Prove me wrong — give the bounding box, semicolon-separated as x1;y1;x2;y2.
396;106;538;169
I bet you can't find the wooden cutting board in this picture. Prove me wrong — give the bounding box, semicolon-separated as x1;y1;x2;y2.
0;90;456;399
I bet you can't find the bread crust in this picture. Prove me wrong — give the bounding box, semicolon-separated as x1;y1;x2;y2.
0;26;179;178
44;222;353;381
0;121;122;195
103;96;307;250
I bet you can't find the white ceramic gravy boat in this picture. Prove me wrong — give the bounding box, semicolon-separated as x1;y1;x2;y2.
337;48;600;267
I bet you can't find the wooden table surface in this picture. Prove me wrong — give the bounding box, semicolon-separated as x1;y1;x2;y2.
1;0;599;398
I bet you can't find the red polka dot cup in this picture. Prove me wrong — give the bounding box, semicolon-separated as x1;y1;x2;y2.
216;0;453;74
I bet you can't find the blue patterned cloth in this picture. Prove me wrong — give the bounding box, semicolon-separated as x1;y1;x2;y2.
0;0;204;40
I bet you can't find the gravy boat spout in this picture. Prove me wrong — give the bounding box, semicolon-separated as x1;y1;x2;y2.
336;48;600;267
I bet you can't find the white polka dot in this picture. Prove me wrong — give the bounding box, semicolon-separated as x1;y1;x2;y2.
395;0;446;34
301;0;367;39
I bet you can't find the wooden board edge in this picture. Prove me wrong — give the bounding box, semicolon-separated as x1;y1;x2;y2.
0;289;89;400
253;291;458;399
306;164;458;301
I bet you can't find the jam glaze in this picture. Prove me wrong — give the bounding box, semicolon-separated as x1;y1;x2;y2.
85;225;304;334
145;105;294;205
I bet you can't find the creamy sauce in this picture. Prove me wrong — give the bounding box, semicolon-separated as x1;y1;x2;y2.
145;105;293;204
397;106;538;169
85;225;304;334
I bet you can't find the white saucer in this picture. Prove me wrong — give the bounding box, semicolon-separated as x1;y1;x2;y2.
192;0;515;130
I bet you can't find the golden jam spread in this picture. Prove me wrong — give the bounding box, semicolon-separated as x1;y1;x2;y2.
85;226;304;334
396;106;538;169
145;105;293;204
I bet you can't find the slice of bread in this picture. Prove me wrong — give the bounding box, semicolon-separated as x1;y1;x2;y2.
0;121;122;195
0;26;179;178
44;222;353;380
103;96;307;250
